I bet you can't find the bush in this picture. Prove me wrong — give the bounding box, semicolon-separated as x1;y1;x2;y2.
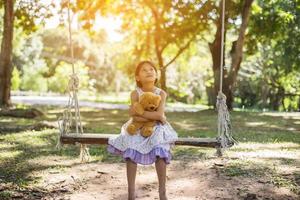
47;61;89;94
11;67;21;90
20;60;48;92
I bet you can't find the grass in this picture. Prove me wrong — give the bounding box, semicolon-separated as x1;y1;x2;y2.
221;159;300;195
0;191;12;200
221;159;271;177
0;105;299;196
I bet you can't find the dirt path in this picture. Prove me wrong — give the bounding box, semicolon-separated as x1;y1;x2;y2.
11;95;205;112
36;158;298;200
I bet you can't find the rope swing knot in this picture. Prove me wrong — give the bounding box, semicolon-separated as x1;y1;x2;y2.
68;73;80;92
216;91;226;109
56;0;90;162
216;91;238;156
214;0;238;157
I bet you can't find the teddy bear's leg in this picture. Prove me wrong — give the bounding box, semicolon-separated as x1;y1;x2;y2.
141;127;153;137
127;122;143;135
126;124;136;135
141;122;156;137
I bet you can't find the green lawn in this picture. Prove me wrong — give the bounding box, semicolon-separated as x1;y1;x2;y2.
0;106;299;198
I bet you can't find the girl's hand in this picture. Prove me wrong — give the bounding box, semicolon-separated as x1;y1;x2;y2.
129;105;138;116
159;114;167;125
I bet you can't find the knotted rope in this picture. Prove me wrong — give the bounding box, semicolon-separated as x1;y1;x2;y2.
215;0;238;156
56;0;90;162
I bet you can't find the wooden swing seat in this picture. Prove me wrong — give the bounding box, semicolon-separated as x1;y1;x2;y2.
60;133;221;148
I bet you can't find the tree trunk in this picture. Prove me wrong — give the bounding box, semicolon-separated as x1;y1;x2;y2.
151;3;193;93
269;86;285;111
208;0;228;109
151;4;165;91
209;0;254;110
157;53;166;91
228;0;254;85
159;68;166;91
226;0;254;109
0;0;14;108
222;77;234;110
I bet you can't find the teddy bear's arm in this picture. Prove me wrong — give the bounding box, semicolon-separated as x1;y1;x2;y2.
133;102;145;115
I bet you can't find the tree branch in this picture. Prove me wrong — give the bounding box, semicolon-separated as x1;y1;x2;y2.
163;34;198;69
41;51;98;68
229;0;254;84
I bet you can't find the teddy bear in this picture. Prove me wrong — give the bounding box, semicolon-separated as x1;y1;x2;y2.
127;92;161;137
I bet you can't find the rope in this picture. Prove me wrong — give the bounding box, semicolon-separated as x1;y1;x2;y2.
215;0;238;156
56;0;90;162
219;0;225;92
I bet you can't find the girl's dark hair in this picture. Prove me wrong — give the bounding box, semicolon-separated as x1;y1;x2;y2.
135;60;158;87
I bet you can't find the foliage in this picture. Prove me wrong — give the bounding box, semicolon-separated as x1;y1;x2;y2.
14;0;55;34
20;65;48;92
11;67;21;90
13;31;48;92
47;61;90;93
166;40;213;104
236;0;300;111
67;0;216;93
1;0;300;110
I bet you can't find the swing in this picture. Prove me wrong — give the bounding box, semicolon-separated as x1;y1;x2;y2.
56;0;237;161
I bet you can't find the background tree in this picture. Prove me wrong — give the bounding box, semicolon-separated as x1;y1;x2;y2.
235;0;300;111
209;0;254;110
0;0;14;107
0;0;54;107
71;0;214;91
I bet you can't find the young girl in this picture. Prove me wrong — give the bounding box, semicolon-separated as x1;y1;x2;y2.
107;60;178;200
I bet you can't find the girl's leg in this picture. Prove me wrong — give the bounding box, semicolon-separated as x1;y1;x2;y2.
155;158;167;200
126;159;137;200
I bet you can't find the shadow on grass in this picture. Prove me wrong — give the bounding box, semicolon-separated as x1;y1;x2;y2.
0;129;120;186
168;109;300;143
41;107;300;143
172;147;212;161
1;106;299;188
221;159;300;195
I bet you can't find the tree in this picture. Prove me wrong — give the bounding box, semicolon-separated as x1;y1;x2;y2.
239;0;300;111
0;0;54;108
71;0;214;91
222;0;300;111
0;0;14;107
209;0;254;110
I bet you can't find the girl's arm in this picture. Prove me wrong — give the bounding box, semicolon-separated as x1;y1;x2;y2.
140;90;167;121
132;116;152;122
128;90;151;121
128;90;139;117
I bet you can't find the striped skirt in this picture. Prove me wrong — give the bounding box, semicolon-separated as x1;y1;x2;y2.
107;118;178;165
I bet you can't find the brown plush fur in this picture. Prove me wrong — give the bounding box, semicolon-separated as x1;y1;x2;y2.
127;92;161;137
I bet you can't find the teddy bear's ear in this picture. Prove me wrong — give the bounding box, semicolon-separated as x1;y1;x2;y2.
139;93;149;102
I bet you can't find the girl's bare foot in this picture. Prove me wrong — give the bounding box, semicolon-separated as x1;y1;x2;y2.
159;189;168;200
128;192;135;200
126;159;137;200
159;194;168;200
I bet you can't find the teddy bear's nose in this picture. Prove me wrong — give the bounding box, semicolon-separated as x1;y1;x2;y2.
150;106;155;110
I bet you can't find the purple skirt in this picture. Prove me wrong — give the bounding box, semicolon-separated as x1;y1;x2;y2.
107;144;172;165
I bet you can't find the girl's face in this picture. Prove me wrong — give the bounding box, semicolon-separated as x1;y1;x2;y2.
136;63;157;84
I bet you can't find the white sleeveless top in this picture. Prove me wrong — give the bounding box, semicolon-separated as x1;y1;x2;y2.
136;86;161;96
107;86;178;154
